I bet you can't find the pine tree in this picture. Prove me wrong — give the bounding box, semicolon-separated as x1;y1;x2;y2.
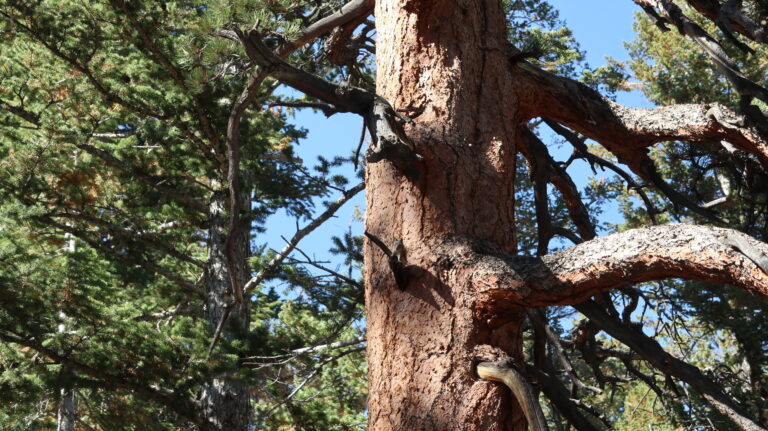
2;1;768;430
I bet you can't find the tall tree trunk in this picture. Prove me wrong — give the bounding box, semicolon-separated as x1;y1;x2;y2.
56;377;76;431
200;190;251;431
58;234;76;431
365;0;528;429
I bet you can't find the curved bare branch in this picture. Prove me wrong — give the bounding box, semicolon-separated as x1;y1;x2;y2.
438;223;768;307
476;361;550;431
274;0;375;57
517;64;768;169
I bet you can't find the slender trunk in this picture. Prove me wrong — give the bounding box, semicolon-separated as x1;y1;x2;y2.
365;0;527;429
200;190;251;431
57;380;76;431
58;233;76;431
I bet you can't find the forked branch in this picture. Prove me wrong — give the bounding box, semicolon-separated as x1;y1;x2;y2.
518;64;768;169
237;30;423;178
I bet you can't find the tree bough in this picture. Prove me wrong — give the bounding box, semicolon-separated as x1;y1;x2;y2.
436;224;768;308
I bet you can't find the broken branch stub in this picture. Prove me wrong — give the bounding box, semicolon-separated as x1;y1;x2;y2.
365;97;423;180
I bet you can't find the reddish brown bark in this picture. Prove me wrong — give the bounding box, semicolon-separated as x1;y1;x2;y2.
361;1;768;430
365;0;526;429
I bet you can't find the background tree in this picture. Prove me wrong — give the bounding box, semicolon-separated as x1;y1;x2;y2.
0;0;367;429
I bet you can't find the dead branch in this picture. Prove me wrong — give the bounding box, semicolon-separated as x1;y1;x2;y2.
242;182;364;296
437;223;768;307
476;360;550;431
576;299;764;431
517;63;768;170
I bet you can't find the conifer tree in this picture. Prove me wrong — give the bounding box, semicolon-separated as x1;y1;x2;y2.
1;1;768;430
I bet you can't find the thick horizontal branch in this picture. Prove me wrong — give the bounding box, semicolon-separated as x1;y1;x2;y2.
438;223;768;307
0;99;40;125
518;64;768;169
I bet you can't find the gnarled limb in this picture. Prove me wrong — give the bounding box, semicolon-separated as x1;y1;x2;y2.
517;63;767;220
206;2;377;357
238;30;422;178
436;223;768;307
683;0;768;45
217;0;376;308
517;64;768;169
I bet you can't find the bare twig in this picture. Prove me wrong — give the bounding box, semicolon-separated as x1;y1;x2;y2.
243;182;364;296
241;336;365;364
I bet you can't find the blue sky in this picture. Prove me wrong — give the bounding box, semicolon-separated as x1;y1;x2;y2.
551;0;652;109
257;1;652;281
